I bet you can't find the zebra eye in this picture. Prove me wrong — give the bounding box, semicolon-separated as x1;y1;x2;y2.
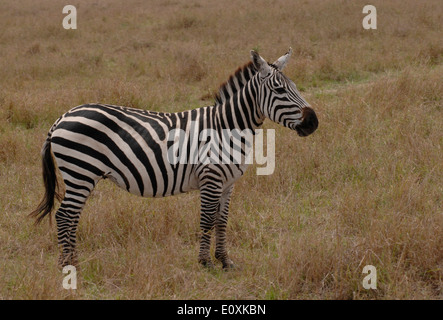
274;87;287;94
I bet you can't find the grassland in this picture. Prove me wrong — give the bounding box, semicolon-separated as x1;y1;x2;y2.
0;0;442;299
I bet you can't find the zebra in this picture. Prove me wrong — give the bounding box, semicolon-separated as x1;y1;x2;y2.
30;48;318;269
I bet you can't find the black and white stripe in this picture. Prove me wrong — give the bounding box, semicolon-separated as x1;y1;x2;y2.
31;49;318;269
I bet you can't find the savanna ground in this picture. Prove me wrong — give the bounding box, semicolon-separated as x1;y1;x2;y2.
0;0;442;299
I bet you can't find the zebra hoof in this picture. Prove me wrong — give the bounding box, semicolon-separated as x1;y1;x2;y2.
199;258;215;269
222;259;236;270
58;252;79;269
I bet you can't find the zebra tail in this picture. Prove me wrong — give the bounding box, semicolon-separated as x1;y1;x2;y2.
29;138;63;225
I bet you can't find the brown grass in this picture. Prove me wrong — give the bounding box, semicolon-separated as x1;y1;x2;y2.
0;0;442;299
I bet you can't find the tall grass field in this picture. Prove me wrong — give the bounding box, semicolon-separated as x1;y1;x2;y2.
0;0;441;299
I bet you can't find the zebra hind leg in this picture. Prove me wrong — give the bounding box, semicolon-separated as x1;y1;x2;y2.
56;183;93;268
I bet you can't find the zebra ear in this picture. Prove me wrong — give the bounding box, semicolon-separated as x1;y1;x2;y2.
250;50;271;77
272;47;292;71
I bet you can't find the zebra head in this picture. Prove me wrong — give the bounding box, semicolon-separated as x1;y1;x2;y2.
251;48;318;137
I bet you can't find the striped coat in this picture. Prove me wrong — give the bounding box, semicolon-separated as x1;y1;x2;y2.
31;49;318;269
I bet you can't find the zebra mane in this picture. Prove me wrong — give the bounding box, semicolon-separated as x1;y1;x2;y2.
214;61;258;106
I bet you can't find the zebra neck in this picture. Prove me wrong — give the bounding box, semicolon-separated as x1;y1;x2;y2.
216;78;265;132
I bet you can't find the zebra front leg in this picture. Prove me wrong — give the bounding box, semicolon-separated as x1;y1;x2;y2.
215;185;235;269
198;180;222;268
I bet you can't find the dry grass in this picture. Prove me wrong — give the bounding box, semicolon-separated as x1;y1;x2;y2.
0;0;442;299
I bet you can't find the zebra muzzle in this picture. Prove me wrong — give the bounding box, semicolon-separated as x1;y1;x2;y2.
295;107;318;137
